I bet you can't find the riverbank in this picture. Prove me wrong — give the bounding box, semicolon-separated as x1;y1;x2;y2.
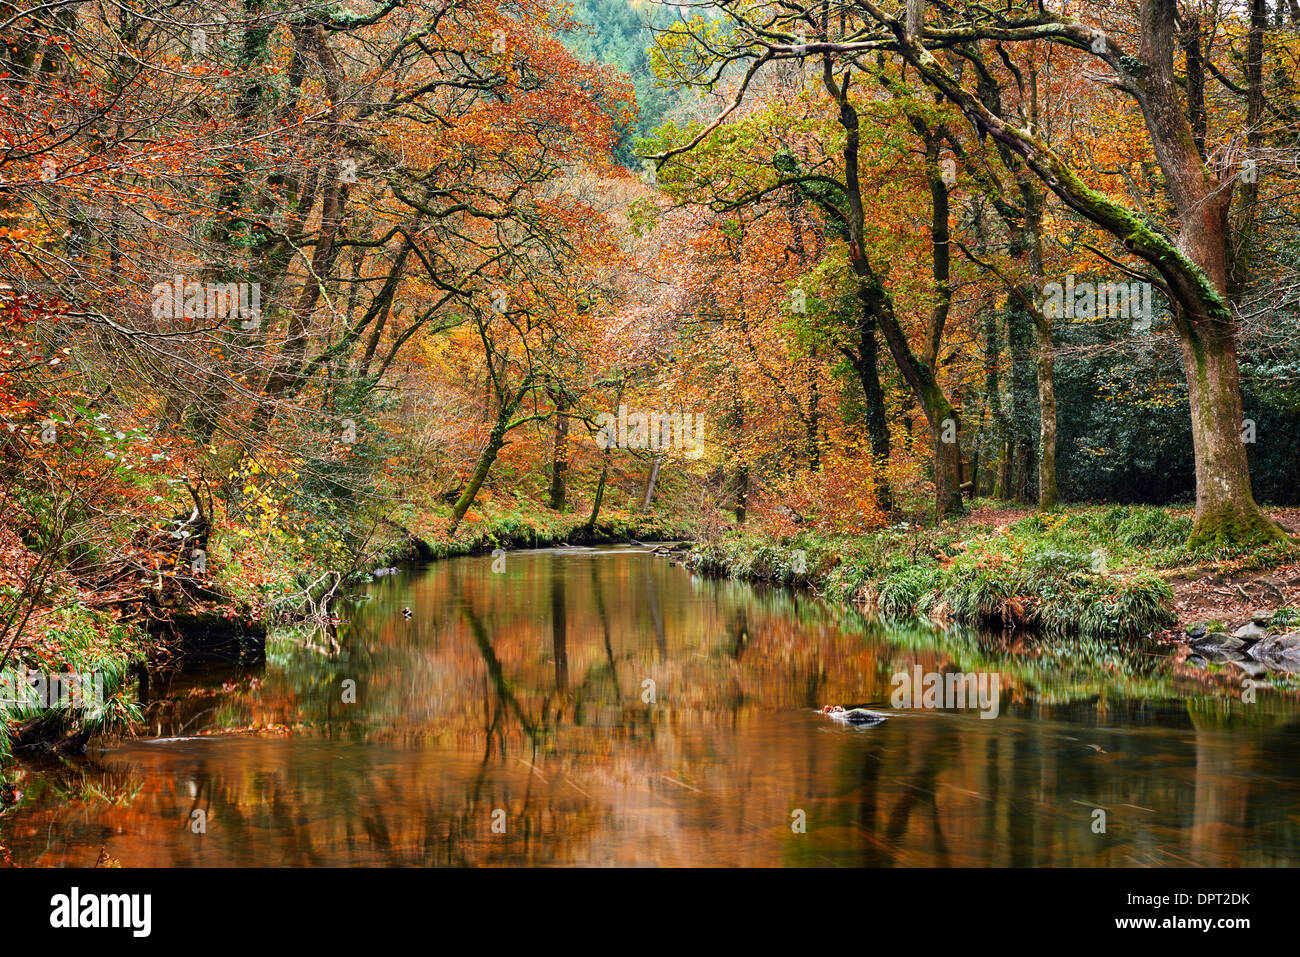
0;504;692;765
6;540;1299;868
9;496;1293;767
690;502;1300;644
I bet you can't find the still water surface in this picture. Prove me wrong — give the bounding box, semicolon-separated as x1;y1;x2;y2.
4;546;1300;866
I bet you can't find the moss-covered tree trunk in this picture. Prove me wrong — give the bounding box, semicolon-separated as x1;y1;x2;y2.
448;380;530;535
1019;179;1059;509
1035;317;1060;508
1005;301;1037;503
981;310;1009;499
586;449;610;534
882;5;1282;542
1182;328;1275;545
806;363;821;472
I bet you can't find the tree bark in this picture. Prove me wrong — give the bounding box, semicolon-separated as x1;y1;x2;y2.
1035;316;1060;508
641;455;663;511
548;388;569;511
586;450;610;534
1182;328;1274;546
842;316;893;512
1006;300;1036;503
448;379;530;534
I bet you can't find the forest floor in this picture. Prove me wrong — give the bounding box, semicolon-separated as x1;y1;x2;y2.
1161;509;1300;638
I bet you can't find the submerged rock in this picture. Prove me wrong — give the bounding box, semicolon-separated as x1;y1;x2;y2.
821;705;889;727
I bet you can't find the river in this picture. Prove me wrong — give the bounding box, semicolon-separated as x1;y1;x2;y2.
3;545;1299;866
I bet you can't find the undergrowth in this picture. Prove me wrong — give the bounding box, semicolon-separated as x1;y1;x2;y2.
694;505;1297;641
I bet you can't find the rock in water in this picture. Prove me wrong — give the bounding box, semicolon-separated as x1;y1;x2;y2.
821;705;888;727
1189;634;1246;660
1246;632;1300;671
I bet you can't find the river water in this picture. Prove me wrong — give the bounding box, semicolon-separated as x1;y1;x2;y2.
3;545;1299;866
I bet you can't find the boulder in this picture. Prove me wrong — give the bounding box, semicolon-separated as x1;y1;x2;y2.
1185;622;1208;640
1233;621;1268;643
1189;634;1246;659
1246;632;1300;670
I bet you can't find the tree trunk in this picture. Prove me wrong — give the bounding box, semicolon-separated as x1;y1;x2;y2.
1183;331;1277;546
641;455;663;511
969;393;987;497
929;413;965;518
586;450;610;534
843;317;893;512
982;310;1009;499
807;366;821;472
448;381;528;534
994;439;1009;501
734;462;748;523
1006;301;1037;503
548;389;569;511
1035;317;1060;508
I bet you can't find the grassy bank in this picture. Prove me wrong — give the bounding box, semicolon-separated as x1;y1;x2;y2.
692;503;1300;642
0;603;145;763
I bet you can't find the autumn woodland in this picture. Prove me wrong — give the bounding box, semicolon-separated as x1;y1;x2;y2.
2;0;1300;879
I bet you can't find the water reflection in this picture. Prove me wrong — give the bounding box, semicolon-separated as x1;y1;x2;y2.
2;546;1299;867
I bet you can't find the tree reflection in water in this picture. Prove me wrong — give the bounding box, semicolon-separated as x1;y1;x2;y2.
3;546;1300;867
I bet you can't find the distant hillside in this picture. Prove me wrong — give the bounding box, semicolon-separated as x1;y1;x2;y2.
562;0;692;166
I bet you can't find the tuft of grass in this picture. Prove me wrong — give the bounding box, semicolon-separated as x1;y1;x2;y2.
1270;608;1300;629
2;603;145;764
